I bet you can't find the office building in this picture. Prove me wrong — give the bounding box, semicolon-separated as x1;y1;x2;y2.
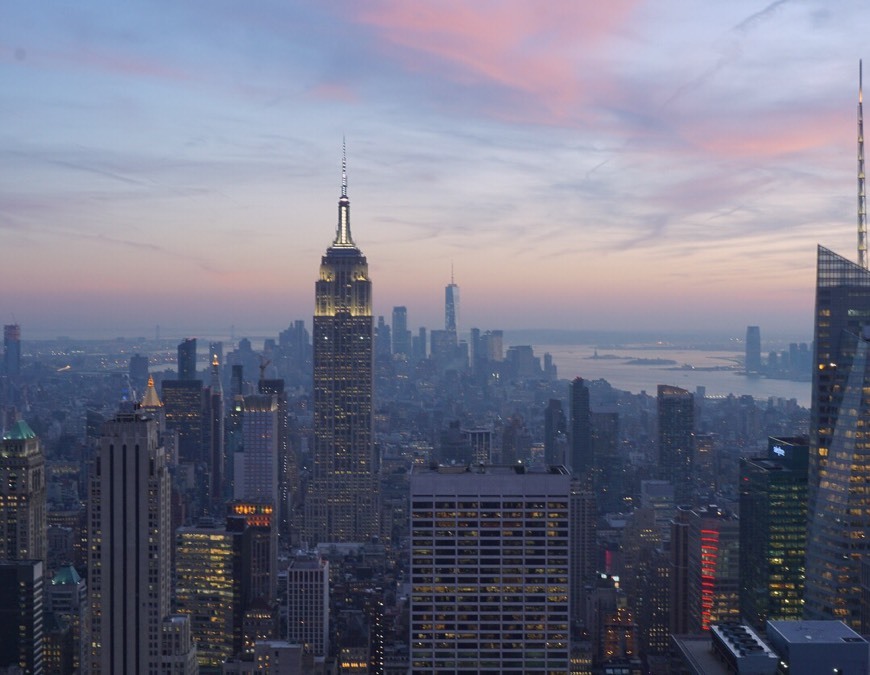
86;410;171;674
178;337;198;380
570;377;593;478
657;385;694;505
205;354;225;509
0;419;46;561
163;379;205;465
306;150;379;544
161;615;199;675
391;306;410;356
257;378;290;539
4;323;20;378
766;620;869;675
234;394;279;508
47;564;87;674
544;398;567;466
805;246;870;627
745;325;762;374
228;501;277;606
286;554;329;657
739;436;808;629
0;559;44;674
570;481;598;623
686;505;739;632
129;353;150;394
410;464;571;672
176;519;245;672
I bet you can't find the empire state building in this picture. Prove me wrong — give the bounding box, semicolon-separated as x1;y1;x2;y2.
304;150;379;544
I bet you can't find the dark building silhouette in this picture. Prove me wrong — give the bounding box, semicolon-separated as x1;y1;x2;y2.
805;246;870;627
570;377;593;478
305;150;379;544
129;353;149;395
745;325;762;374
178;337;197;380
445;273;459;344
391;306;410;356
0;559;44;674
544;398;567;465
657;385;694;505
739;436;808;630
205;354;225;510
162;379;205;465
3;323;20;378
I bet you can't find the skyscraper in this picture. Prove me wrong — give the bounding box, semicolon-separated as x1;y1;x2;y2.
805;247;870;627
305;149;379;544
745;325;762;374
178;337;198;380
3;323;20;378
657;385;694;505
87;410;171;673
569;377;592;478
0;559;44;674
286;554;329;657
739;436;808;629
544;398;567;466
0;419;46;562
410;464;571;672
445;270;459;344
391;306;410;356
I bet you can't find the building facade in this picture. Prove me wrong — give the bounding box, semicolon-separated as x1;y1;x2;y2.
657;385;694;505
739;436;808;629
410;464;571;672
805;246;870;626
87;411;171;674
305;153;379;545
0;419;46;561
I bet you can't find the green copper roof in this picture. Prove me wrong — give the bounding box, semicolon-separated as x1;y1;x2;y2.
52;564;82;586
3;420;36;440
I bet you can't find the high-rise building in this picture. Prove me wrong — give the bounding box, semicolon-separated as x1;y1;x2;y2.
176;518;248;671
258;378;290;539
162;379;205;465
684;505;740;633
234;394;279;508
305;150;379;545
391;306;411;356
160;615;199;675
745;325;762;374
410;464;571;672
570;480;598;623
570;377;593;478
445;272;459;344
46;564;87;675
87;410;171;673
0;419;46;561
805;246;870;627
544;398;567;466
3;323;21;378
739;436;808;630
0;559;44;674
205;354;225;509
657;385;694;505
178;337;198;381
286;554;329;657
129;353;150;395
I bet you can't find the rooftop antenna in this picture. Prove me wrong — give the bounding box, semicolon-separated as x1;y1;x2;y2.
341;136;348;198
859;59;867;268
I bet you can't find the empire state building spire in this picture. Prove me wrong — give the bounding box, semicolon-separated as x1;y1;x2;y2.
859;60;867;268
333;140;355;248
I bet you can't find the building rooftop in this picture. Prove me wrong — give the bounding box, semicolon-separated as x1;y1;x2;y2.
3;419;36;440
767;620;866;645
51;564;82;586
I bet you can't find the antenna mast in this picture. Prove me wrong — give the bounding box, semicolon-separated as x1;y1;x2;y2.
859;60;867;268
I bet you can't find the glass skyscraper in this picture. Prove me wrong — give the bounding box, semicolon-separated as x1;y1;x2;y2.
805;246;870;627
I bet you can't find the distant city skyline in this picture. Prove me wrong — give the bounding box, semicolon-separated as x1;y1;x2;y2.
4;2;870;337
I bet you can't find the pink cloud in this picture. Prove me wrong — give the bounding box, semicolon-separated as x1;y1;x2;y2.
308;82;359;103
682;106;851;160
350;0;641;122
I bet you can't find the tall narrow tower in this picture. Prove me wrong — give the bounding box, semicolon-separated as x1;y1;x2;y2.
860;60;867;269
87;410;171;673
445;266;459;345
305;146;379;544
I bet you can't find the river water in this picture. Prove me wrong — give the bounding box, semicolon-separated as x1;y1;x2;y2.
536;344;810;408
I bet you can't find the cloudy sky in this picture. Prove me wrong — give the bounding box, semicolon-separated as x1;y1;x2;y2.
2;1;868;340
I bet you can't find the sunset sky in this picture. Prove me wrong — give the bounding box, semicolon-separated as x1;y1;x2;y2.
2;1;868;340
